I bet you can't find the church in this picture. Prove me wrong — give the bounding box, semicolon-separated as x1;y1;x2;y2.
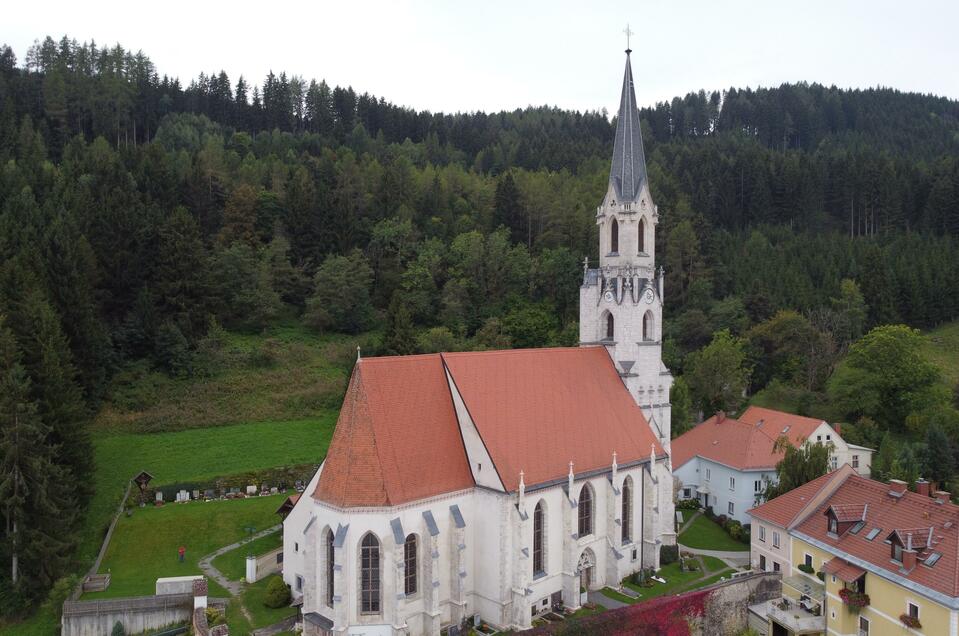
282;47;676;636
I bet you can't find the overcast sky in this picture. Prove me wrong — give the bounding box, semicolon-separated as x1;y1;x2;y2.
5;0;958;115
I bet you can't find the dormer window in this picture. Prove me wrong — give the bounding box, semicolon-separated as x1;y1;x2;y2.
892;542;903;563
830;517;838;534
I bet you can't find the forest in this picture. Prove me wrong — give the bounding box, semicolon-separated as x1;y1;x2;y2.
1;34;959;615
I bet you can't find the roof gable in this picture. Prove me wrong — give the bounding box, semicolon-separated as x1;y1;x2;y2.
740;405;826;445
748;465;853;528
672;412;781;471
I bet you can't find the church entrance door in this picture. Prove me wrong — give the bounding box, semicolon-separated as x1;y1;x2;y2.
577;549;596;591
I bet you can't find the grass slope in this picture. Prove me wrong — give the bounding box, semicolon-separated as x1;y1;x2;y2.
678;515;749;551
85;495;288;599
213;530;284;582
923;321;959;388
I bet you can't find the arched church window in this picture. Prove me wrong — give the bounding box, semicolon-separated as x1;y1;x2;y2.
578;484;594;537
605;313;614;341
622;477;633;543
533;501;546;575
404;534;418;596
610;218;619;254
325;527;335;607
638;218;646;253
643;311;654;341
360;533;381;614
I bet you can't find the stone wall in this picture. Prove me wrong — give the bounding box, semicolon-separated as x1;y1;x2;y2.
516;571;781;636
61;594;227;636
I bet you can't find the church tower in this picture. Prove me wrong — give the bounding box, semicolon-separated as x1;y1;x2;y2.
580;47;674;451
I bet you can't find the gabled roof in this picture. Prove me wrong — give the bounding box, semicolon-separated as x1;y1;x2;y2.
312;347;665;507
792;475;959;599
443;347;664;492
822;557;866;583
748;465;854;528
739;405;826;443
313;354;474;507
671;412;782;471
608;51;649;202
828;503;867;523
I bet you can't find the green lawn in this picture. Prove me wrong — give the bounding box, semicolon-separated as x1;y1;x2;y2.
618;556;733;603
242;576;297;630
213;530;283;581
84;494;289;599
678;514;750;551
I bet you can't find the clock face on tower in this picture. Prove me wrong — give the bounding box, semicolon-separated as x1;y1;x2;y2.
604;290;614;303
643;288;655;304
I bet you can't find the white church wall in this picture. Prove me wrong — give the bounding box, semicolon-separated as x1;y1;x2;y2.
283;465;323;598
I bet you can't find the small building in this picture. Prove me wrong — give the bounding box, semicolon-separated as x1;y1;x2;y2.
748;471;959;636
672;406;873;524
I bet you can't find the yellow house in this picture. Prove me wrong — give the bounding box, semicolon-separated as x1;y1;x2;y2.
749;472;959;636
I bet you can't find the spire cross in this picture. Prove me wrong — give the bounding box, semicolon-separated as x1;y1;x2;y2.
623;24;634;52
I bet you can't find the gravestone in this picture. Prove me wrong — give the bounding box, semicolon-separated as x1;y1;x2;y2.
246;485;257;495
156;491;164;503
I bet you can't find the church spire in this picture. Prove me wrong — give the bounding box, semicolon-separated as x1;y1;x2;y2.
609;48;649;203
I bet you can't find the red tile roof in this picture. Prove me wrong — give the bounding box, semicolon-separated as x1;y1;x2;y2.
673;406;830;472
822;557;866;583
443;347;664;492
748;466;852;527
829;504;867;523
739;406;826;443
313;347;665;507
792;475;959;599
313;354;474;507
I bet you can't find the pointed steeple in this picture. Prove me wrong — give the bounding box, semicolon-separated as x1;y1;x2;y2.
609;50;649;203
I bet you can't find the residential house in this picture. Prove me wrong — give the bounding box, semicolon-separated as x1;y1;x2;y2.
672;406;873;524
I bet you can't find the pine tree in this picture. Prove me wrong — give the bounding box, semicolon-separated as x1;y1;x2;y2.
382;293;417;356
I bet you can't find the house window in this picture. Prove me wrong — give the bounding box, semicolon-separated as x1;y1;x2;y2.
893;543;903;563
907;602;919;620
830;456;838;470
325;528;335;607
817;435;822;442
772;532;781;548
295;574;304;592
826;435;831;441
773;562;780;572
705;468;711;481
858;616;869;635
294;542;299;553
622;477;633;543
829;517;838;534
728;502;734;515
533;501;545;575
610;218;619;253
404;534;418;596
360;533;381;614
804;553;813;569
759;526;766;542
754;480;762;493
759;555;766;571
578;484;594;537
729;477;736;490
683;488;691;498
852;455;859;469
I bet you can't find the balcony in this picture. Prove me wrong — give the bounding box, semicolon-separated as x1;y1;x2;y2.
751;598;825;635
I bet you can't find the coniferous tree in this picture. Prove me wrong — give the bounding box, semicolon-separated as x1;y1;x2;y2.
382;293;417;356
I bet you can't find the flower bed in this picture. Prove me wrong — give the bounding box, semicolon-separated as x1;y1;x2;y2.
838;588;870;610
900;613;922;629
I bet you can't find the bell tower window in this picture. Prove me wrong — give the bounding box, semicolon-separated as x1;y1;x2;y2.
643;311;653;341
605;313;614;341
610;218;619;254
638;218;646;253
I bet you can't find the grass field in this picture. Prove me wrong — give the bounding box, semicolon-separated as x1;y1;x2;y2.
84;494;289;599
213;530;284;581
923;320;959;388
242;576;298;630
678;515;749;551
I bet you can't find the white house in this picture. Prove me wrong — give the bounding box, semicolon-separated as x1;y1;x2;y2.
282;47;677;636
672;407;873;525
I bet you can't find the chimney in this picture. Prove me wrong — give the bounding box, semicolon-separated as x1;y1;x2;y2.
916;479;931;497
756;419;764;428
833;422;841;436
935;490;952;503
903;534;918;571
888;479;908;497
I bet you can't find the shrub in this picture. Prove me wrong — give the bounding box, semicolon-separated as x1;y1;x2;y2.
264;575;291;608
716;514;729;529
660;544;679;565
797;563;815;575
111;621;125;636
677;498;701;510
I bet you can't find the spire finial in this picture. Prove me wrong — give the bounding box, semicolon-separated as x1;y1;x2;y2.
356;345;361;361
623;23;634;54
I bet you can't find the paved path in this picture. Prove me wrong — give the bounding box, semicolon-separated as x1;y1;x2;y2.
198;524;282;622
588;589;629;609
677;510;701;534
678;544;750;569
251;614;296;636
